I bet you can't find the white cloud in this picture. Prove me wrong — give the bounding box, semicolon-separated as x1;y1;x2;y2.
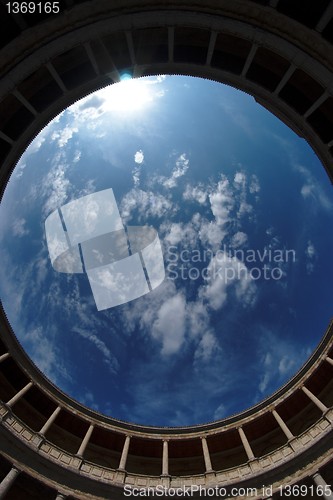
199;220;226;250
234;172;246;187
158;153;190;189
183;183;208;204
134;150;144;164
257;329;312;397
278;356;296;376
249;175;260;194
295;163;332;211
23;326;71;384
152;293;186;356
132;166;141;186
214;403;227;420
122;280;188;357
78;391;100;412
163;213;227;252
120;188;175;222
208;170;259;227
12;218;29;237
132;151;144;186
186;300;211;339
230;231;248;248
232;171;260;221
163;219;199;248
13;161;26;179
194;331;221;363
73;327;119;374
73;150;81;163
201;253;257;311
41;154;71;216
51;125;78;148
24;327;57;375
122;278;219;362
209;176;234;226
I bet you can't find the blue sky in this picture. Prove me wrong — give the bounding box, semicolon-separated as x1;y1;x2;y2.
0;75;332;426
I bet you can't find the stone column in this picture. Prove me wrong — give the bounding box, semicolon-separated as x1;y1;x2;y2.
238;427;255;461
272;409;294;440
316;0;333;32
162;440;169;476
274;64;296;95
312;472;333;500
77;424;94;457
326;356;333;367
168;27;174;63
0;353;10;363
6;381;33;408
0;467;20;499
118;435;131;470
304;91;329;118
201;437;213;473
206;31;217;66
39;406;61;436
55;493;67;500
242;44;258;77
302;386;328;413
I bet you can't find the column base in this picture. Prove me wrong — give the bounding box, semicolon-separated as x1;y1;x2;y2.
205;470;216;483
324;408;333;424
72;455;84;469
115;469;127;483
32;432;45;448
289;437;302;452
249;459;260;473
0;404;11;422
160;474;171;488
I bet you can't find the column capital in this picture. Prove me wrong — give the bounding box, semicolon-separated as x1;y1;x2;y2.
55;493;67;500
312;471;333;500
302;386;328;413
0;466;21;498
0;403;11;421
6;381;33;408
34;432;46;448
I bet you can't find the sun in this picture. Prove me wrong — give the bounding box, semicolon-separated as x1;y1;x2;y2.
101;77;154;114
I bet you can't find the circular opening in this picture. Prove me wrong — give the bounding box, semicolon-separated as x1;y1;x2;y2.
1;75;332;427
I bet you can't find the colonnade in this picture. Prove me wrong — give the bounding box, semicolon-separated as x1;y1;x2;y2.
0;349;332;481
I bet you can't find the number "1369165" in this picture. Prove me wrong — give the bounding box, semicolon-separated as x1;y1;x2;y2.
6;2;60;14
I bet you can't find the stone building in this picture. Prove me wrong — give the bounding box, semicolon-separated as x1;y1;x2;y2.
0;1;333;498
